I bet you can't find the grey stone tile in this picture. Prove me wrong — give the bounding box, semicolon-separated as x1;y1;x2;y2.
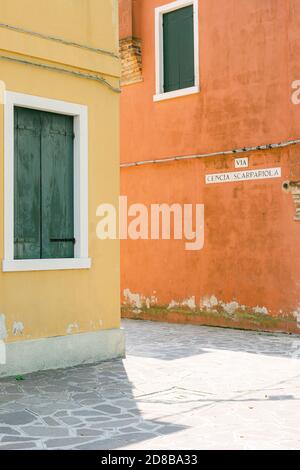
85;416;113;423
43;417;61;427
72;392;102;401
1;436;38;443
22;426;70;437
119;426;139;434
113;413;138;420
45;437;96;448
75;438;123;450
0;442;36;450
72;409;104;417
76;428;103;437
0;395;26;405
94;405;122;414
90;418;138;429
54;411;69;417
0;427;20;435
0;411;36;425
59;416;82;426
113;399;138;409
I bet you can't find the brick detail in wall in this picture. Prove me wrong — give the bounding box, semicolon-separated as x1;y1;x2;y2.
120;37;142;86
283;181;300;220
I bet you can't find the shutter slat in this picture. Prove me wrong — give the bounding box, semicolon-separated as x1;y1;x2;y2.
41;112;74;259
14;107;41;260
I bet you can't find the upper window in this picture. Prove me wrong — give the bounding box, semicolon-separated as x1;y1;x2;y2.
154;0;199;102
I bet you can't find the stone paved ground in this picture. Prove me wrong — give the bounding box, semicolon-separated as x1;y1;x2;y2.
0;319;300;450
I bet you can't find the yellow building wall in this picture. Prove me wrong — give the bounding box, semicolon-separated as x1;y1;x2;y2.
0;0;121;344
0;0;119;54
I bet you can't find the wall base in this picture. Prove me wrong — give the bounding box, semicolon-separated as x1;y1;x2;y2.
122;309;300;335
0;328;125;378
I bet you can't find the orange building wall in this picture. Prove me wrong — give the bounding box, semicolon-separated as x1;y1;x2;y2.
120;0;300;333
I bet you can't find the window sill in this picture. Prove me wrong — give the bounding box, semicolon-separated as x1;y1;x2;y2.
153;85;199;102
2;258;92;272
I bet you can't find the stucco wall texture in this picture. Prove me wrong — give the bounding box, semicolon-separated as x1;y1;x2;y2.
120;0;300;333
0;0;121;343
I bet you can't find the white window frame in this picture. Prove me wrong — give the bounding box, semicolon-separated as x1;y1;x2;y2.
3;91;91;272
154;0;199;102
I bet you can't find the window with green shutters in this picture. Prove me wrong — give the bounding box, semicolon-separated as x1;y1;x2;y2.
14;107;74;260
163;5;195;93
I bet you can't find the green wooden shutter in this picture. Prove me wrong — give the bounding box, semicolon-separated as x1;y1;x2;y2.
14;107;41;260
14;108;74;260
163;5;195;93
41;112;74;259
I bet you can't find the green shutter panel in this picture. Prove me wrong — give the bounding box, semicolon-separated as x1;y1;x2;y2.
163;12;180;92
179;6;195;89
163;5;195;93
41;112;74;259
14;107;41;260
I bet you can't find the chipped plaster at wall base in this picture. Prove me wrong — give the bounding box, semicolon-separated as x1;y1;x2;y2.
122;291;293;332
168;297;196;311
200;296;269;317
253;306;268;315
201;295;219;309
12;321;24;336
123;288;158;313
66;323;79;335
123;292;271;318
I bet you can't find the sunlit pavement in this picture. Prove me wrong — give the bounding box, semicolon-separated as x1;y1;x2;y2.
0;319;299;449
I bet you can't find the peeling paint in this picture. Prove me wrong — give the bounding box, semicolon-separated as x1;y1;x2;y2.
182;297;196;310
293;309;300;328
200;296;269;317
123;288;143;311
222;301;240;315
12;321;24;336
201;296;219;309
0;314;7;340
253;306;268;315
168;297;196;310
122;290;284;332
123;288;158;312
168;300;180;310
66;323;79;335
